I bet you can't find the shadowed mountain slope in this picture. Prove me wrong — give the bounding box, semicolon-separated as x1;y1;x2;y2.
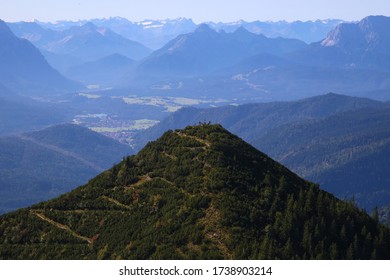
0;124;133;214
0;20;80;94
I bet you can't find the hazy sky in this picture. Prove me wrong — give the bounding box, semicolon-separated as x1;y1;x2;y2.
1;0;390;23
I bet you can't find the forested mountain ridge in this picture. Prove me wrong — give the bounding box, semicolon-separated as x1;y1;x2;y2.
0;124;389;259
131;94;390;211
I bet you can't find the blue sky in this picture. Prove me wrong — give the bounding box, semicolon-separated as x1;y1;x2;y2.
1;0;390;22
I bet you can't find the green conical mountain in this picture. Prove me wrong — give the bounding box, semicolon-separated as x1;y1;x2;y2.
0;124;389;259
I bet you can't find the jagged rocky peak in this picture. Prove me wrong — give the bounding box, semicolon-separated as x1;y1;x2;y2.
321;22;364;48
321;15;390;52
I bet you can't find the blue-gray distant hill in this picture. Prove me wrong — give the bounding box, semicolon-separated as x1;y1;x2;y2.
0;82;71;135
0;124;133;214
162;52;390;100
0;20;80;95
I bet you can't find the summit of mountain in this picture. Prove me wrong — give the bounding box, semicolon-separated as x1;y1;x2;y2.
0;124;389;259
194;23;215;33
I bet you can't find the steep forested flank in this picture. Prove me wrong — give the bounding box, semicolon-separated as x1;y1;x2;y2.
257;107;390;210
0;124;389;260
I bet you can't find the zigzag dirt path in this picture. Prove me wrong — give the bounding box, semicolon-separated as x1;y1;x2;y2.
30;210;93;244
101;196;132;210
175;132;211;148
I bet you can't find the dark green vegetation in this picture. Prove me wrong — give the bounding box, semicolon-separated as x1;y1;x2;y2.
1;124;389;259
132;94;390;216
0;124;133;214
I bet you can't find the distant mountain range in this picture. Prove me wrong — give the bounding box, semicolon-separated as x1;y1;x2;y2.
0;20;80;95
118;16;390;101
208;19;344;43
34;17;198;50
8;21;151;76
32;17;341;49
9;21;152;61
132;93;390;212
1;124;389;259
89;17;198;50
7;16;390;100
131;24;306;79
0;124;133;214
